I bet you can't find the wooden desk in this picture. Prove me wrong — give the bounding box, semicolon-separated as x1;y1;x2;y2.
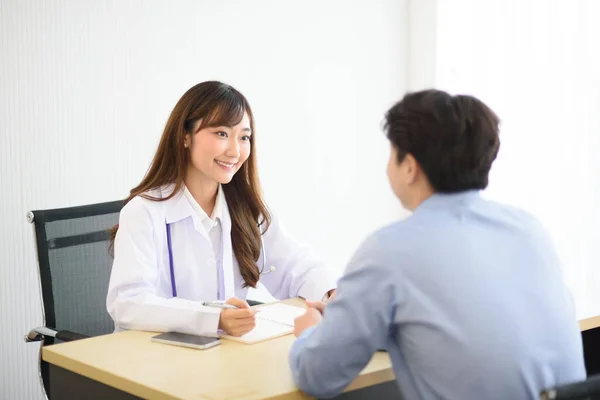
580;315;600;376
580;315;600;332
42;299;396;400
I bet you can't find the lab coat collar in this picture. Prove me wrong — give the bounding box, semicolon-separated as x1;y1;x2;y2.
160;184;192;224
161;183;225;226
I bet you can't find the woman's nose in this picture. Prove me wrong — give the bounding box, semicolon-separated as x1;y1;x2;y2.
225;139;240;158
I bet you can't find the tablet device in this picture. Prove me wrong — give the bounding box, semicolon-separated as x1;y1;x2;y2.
151;332;221;350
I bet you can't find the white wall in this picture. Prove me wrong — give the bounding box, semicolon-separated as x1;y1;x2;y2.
407;0;437;90
0;0;408;398
432;0;600;318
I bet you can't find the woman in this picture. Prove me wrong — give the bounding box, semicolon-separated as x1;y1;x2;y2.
107;81;337;337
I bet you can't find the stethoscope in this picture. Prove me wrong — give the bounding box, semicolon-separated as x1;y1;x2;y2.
166;221;275;298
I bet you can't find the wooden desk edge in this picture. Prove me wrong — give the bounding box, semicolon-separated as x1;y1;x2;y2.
580;315;600;332
260;368;395;400
43;345;177;400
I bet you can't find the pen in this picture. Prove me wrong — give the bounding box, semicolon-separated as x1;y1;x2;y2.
202;301;239;310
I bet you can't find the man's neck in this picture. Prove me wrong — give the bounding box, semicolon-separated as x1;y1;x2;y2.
405;184;435;211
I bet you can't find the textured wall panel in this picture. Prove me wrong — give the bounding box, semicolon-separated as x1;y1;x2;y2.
0;1;407;398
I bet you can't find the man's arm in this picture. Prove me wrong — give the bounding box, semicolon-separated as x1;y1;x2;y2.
289;236;404;398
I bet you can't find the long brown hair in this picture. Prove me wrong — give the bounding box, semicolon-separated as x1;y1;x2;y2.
110;81;271;288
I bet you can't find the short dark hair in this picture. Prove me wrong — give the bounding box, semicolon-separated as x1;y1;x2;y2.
384;89;500;193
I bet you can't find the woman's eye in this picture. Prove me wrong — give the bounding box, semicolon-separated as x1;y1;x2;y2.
216;131;228;138
241;135;251;142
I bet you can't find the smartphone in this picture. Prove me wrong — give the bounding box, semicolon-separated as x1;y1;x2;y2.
151;332;221;350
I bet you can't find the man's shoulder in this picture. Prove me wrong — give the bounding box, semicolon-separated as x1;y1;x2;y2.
480;197;548;232
371;213;426;243
354;219;418;261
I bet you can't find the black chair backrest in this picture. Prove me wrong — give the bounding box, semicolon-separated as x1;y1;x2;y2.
541;374;600;400
29;200;123;339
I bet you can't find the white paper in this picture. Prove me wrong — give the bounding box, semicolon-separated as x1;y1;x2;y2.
256;303;306;327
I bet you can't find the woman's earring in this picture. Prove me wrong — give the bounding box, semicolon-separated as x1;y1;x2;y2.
184;143;188;148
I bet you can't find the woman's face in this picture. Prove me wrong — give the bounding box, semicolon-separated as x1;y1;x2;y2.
185;112;252;185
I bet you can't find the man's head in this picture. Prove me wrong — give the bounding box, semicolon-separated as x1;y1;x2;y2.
385;89;500;210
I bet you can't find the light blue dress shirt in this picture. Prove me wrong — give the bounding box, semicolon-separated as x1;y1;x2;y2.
290;191;586;399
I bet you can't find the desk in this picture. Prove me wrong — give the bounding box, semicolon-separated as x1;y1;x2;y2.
42;299;397;400
42;304;600;400
580;315;600;332
580;315;600;376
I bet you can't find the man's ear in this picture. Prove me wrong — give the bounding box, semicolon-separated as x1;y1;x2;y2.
404;154;419;184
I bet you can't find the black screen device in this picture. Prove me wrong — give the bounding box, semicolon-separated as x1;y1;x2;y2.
151;332;221;350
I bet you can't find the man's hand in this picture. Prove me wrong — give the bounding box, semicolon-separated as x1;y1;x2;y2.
305;300;326;314
294;307;322;337
218;297;257;337
306;289;336;315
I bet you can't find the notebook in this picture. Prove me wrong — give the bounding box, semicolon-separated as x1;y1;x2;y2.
220;303;306;344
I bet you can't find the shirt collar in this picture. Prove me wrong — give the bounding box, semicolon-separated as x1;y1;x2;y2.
413;190;481;214
212;185;224;222
183;184;223;229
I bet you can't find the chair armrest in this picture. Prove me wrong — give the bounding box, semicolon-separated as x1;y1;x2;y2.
25;326;89;343
25;326;58;343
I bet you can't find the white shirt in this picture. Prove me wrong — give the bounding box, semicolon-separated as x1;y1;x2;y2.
107;183;339;336
183;185;224;299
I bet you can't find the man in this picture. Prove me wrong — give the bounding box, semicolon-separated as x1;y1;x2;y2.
289;90;586;399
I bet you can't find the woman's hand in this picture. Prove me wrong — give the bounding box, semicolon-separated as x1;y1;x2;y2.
218;297;257;336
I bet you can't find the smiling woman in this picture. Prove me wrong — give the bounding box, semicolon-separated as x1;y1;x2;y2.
106;81;338;338
111;82;268;290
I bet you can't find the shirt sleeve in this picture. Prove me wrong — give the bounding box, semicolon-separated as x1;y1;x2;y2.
288;234;404;398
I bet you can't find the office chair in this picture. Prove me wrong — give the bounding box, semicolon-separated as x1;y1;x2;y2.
24;200;123;399
540;374;600;400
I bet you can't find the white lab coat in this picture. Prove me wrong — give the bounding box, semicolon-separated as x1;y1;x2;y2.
106;184;338;336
